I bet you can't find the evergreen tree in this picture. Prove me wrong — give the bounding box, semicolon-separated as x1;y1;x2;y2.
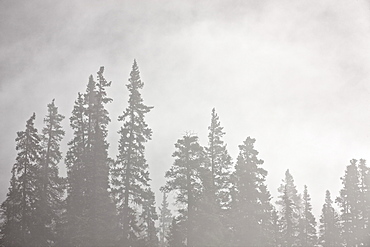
271;208;282;246
159;192;172;247
167;217;186;247
230;137;274;246
319;190;342;247
279;185;296;247
194;108;233;246
138;188;159;247
297;185;317;246
0;113;43;246
34;99;65;246
64;67;117;246
336;159;361;246
205;108;232;208
163;134;205;247
277;169;301;247
83;66;117;246
63;92;88;246
358;159;370;244
110;60;154;245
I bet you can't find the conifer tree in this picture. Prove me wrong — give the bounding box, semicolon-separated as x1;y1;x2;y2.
194;108;233;246
277;169;301;247
206;108;232;208
110;60;154;245
83;66;117;247
279;185;296;247
63;92;88;246
64;67;117;246
159;192;172;247
139;189;159;247
271;208;282;246
336;159;361;246
230;137;273;246
163;134;206;247
0;113;43;246
34;99;65;246
297;185;317;246
319;190;341;247
357;159;370;244
167;217;186;247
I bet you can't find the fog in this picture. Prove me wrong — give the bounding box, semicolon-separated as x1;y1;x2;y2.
1;0;370;222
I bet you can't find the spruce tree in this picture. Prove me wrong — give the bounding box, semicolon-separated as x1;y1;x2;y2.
159;192;172;247
110;60;154;245
336;159;361;246
271;208;282;246
205;108;232;208
319;190;341;247
64;67;117;246
229;137;274;246
0;113;43;246
139;189;159;247
63;92;88;246
167;217;186;247
297;185;317;246
83;66;117;247
277;169;301;247
358;159;370;244
279;185;296;247
194;108;232;246
35;99;65;246
163;134;206;247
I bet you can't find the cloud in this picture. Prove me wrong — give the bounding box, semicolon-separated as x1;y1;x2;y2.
1;0;370;218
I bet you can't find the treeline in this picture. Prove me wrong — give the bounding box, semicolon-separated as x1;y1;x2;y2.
0;61;369;247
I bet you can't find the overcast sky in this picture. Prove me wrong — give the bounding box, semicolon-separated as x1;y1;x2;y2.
1;0;370;218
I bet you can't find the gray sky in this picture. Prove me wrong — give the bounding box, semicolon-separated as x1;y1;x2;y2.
1;0;370;218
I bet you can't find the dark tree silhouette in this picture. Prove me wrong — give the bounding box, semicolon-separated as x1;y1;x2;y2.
110;60;154;246
277;170;301;247
230;137;274;246
163;134;206;247
64;67;117;247
35;100;65;245
0;114;43;246
319;190;341;247
159;192;172;247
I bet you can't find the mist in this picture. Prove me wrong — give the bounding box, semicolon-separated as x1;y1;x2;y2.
1;0;370;246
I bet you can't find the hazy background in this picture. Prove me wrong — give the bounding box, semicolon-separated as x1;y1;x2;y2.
1;0;370;219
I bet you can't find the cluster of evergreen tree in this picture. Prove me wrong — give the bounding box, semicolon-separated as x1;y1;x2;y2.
1;61;370;247
161;110;370;247
0;61;157;247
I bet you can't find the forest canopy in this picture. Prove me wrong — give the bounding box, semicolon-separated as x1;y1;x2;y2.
0;62;369;247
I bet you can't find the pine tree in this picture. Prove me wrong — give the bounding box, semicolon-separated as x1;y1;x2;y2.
358;159;370;244
230;137;274;246
83;66;117;247
63;92;88;246
163;134;206;247
159;192;172;247
167;217;186;247
139;189;159;247
336;159;361;246
206;108;232;208
319;190;342;247
64;67;117;246
297;185;317;246
277;169;301;247
34;99;65;246
110;60;154;245
194;108;232;246
271;208;282;246
279;185;296;247
0;113;43;246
